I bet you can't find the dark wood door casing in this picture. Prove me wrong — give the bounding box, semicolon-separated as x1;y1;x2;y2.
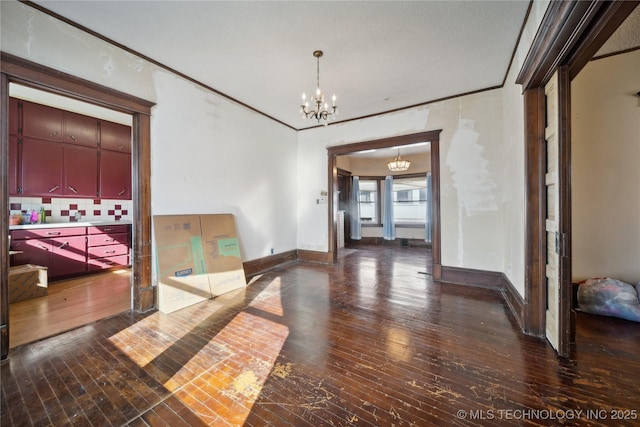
0;52;155;360
517;1;638;351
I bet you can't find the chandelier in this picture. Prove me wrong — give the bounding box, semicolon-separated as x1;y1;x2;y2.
300;50;337;125
387;149;411;172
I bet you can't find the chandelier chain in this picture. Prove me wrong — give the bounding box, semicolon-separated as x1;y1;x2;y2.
300;50;338;125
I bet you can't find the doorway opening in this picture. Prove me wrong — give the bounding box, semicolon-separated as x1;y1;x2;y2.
1;53;154;359
7;83;134;348
327;130;442;280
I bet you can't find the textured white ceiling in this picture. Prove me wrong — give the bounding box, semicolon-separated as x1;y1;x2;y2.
32;0;530;130
28;1;639;130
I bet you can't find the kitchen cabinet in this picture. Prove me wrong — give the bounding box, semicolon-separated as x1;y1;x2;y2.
11;224;131;280
11;227;88;279
22;101;63;142
63;145;98;197
9;97;19;135
99;150;131;199
21;137;98;198
64;111;98;147
21;137;64;196
9;135;20;196
100;120;131;153
12;99;132;200
87;225;130;271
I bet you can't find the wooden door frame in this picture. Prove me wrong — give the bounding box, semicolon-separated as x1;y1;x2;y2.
0;53;155;359
326;130;442;280
517;1;638;344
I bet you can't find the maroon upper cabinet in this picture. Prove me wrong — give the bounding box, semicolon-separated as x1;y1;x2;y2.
64;111;98;147
21;137;63;196
9;97;19;135
9;135;20;195
100;151;131;199
100;120;131;153
22;101;63;142
63;145;99;198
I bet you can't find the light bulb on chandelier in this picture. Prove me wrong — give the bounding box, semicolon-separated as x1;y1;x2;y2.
300;50;338;125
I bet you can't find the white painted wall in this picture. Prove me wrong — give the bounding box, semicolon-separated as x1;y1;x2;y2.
1;2;299;267
571;50;640;284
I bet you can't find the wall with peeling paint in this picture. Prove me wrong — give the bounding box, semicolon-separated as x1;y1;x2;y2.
1;1;299;266
297;91;505;272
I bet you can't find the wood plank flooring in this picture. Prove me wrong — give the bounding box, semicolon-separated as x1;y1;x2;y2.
2;245;639;426
8;269;131;348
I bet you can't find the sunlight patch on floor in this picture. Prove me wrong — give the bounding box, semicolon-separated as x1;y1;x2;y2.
108;275;290;425
174;309;289;425
248;276;284;316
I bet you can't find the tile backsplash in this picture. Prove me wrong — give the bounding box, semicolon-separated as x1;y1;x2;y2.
9;197;132;223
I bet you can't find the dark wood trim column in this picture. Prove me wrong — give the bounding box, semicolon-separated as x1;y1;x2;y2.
430;137;442;280
523;87;546;337
328;153;338;264
132;112;154;312
1;73;10;359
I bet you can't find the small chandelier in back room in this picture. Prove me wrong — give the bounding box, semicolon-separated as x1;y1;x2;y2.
387;149;411;172
300;50;337;125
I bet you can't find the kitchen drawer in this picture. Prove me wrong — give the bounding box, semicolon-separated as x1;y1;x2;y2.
12;227;87;240
88;225;129;235
88;244;129;259
88;255;130;271
88;232;129;247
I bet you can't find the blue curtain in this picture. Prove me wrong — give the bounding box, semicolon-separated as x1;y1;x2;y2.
383;176;395;240
425;172;432;244
350;176;362;240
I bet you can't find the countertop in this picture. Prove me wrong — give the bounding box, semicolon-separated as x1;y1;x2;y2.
9;220;132;231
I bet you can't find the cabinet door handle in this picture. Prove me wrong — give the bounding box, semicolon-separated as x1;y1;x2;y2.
105;238;115;242
49;131;58;137
69;135;78;142
58;241;69;249
46;231;61;236
118;145;125;151
105;250;116;254
49;185;59;193
118;189;126;196
68;186;78;194
37;244;49;251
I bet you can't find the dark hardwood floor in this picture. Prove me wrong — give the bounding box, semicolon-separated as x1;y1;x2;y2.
2;245;639;426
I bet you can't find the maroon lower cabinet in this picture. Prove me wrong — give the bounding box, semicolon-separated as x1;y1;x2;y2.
49;235;88;277
11;227;87;278
87;225;131;272
11;224;131;280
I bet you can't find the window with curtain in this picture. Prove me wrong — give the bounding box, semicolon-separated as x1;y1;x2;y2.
392;176;427;225
358;179;379;224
